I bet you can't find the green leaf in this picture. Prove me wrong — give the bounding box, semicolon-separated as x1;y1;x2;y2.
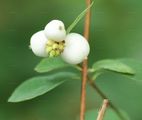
92;59;135;75
84;108;130;120
66;1;94;34
8;72;77;102
35;57;70;73
119;59;142;81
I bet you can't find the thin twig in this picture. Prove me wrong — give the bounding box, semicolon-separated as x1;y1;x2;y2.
80;0;91;120
96;99;109;120
88;79;126;120
84;0;91;40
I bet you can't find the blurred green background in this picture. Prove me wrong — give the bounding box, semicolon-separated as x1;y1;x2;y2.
0;0;142;120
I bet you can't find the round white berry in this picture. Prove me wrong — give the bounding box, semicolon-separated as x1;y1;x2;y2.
44;20;66;42
30;30;48;57
61;33;90;64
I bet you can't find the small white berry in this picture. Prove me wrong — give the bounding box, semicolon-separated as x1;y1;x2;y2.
44;20;66;42
61;33;90;64
30;30;48;57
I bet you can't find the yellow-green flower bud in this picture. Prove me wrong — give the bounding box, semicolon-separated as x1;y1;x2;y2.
49;50;56;57
46;46;52;53
47;40;55;46
52;43;59;49
58;44;64;50
55;50;60;56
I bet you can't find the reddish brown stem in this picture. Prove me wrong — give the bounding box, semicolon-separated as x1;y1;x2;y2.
80;0;91;120
96;99;109;120
84;0;91;40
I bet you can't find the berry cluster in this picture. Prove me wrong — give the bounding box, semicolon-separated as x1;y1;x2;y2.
30;20;90;64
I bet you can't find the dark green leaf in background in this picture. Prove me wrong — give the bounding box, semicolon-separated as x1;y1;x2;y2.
8;72;77;102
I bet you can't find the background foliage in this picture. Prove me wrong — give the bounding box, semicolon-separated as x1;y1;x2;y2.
0;0;142;119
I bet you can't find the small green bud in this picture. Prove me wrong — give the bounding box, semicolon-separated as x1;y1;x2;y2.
46;46;52;53
47;40;54;46
49;50;56;57
59;44;64;50
52;43;59;49
55;50;60;56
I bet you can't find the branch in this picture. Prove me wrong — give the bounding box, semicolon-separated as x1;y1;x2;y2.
80;0;91;120
88;79;126;120
96;99;109;120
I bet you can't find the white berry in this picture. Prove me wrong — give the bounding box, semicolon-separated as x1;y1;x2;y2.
44;20;66;42
61;33;90;64
30;30;48;57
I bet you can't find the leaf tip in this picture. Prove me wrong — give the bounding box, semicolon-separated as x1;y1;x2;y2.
8;96;17;103
34;66;43;73
34;67;39;72
8;95;31;103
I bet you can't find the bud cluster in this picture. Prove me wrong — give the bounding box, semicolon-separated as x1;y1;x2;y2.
46;40;65;57
30;20;90;64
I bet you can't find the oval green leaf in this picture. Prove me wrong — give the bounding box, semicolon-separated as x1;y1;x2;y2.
92;59;135;75
8;72;77;102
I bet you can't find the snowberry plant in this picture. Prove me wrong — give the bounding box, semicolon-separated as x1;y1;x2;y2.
8;1;142;120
